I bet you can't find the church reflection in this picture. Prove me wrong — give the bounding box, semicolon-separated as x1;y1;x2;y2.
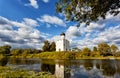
41;60;120;78
55;63;71;78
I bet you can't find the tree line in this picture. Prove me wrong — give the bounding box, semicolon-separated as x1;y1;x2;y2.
0;40;56;56
0;42;119;57
76;42;119;57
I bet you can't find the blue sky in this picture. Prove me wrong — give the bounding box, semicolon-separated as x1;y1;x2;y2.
0;0;120;49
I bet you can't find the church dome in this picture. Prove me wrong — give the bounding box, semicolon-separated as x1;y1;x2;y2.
60;32;65;36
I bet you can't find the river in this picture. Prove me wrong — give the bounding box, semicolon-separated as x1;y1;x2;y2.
4;58;120;78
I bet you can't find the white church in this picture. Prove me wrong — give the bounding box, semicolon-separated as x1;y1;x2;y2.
56;33;70;51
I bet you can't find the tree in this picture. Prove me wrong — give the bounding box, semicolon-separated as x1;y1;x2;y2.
49;42;56;51
56;0;120;25
98;42;111;56
11;49;22;55
82;47;91;56
93;46;97;52
22;48;33;54
111;44;118;53
0;45;11;54
72;47;81;52
42;41;50;52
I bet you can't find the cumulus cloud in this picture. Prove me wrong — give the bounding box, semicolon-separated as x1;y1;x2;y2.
23;18;38;27
98;13;120;24
70;25;120;49
37;15;66;27
24;0;39;9
66;26;81;39
0;16;48;49
63;13;120;49
42;0;49;3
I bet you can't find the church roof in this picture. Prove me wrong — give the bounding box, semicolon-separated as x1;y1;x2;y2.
60;32;65;36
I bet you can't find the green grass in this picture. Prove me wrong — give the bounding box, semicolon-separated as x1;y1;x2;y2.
0;66;55;78
10;51;120;60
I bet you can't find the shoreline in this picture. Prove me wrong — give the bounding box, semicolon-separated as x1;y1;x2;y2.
10;54;120;60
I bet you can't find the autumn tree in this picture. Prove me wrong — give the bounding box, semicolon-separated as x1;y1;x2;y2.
49;42;56;51
56;0;120;25
98;42;111;56
111;44;118;53
82;47;91;56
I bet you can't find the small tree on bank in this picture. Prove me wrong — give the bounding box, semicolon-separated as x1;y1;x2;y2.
42;41;56;52
42;41;50;52
49;42;56;51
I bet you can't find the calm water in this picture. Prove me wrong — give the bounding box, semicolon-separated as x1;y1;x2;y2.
2;58;120;78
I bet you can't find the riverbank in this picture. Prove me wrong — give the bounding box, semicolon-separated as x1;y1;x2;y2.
0;66;55;78
10;52;120;60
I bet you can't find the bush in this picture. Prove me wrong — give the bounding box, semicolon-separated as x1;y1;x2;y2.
114;52;120;57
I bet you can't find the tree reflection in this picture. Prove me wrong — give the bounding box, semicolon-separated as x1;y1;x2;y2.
9;58;40;65
41;64;55;74
0;56;8;66
83;60;93;70
102;60;116;76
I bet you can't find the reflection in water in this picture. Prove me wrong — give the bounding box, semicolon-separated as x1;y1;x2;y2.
55;60;120;78
7;58;41;71
55;64;65;78
0;56;8;66
41;64;55;74
5;58;120;78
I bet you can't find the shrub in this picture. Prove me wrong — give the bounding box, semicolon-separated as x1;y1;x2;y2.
114;52;120;57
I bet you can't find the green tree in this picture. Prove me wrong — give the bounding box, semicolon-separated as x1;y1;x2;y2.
93;46;97;52
72;47;81;52
42;41;50;52
0;45;11;55
49;42;56;51
82;47;91;56
111;44;118;53
33;49;42;53
56;0;120;25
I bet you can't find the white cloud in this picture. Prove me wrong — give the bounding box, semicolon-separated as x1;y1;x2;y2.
71;25;120;49
50;35;60;42
23;18;38;27
86;23;105;32
63;13;120;49
42;0;49;3
0;16;48;49
37;15;66;27
98;13;120;24
29;0;39;9
66;26;81;39
24;0;39;9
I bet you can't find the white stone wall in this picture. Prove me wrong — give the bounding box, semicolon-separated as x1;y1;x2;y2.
56;38;69;51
